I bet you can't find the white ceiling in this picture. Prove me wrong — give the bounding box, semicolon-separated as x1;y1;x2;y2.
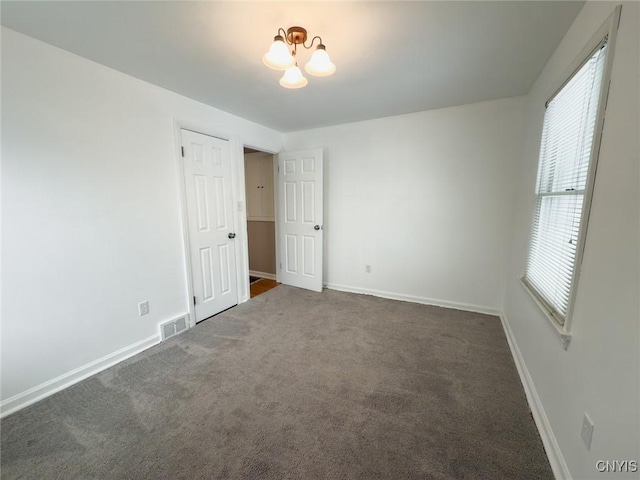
1;1;584;132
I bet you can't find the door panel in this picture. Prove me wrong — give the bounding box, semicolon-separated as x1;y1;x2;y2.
303;235;315;276
182;129;238;322
285;234;297;273
194;177;206;230
218;244;232;294
285;182;297;222
200;247;214;300
277;149;323;292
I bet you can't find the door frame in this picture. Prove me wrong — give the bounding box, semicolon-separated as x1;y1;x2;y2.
247;148;324;289
242;145;281;285
173;119;252;327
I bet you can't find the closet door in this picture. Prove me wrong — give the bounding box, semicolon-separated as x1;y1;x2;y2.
181;129;238;321
245;154;263;219
260;156;275;220
245;152;274;221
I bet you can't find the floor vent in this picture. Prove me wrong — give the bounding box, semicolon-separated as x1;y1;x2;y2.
160;315;189;341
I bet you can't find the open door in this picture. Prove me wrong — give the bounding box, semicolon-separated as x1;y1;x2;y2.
277;149;323;292
181;129;238;322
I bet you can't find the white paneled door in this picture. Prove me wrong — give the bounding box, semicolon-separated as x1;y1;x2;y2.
277;149;323;292
181;129;238;322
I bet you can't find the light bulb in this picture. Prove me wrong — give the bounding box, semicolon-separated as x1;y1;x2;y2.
262;35;295;70
304;45;336;77
279;65;308;89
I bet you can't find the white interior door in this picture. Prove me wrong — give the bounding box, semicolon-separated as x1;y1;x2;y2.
181;129;238;322
277;149;323;292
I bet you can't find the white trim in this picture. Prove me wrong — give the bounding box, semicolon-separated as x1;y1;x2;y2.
235;140;251;305
324;283;500;316
543;6;620;106
562;5;620;333
172;120;199;327
249;270;277;281
499;312;571;480
0;334;161;418
520;277;572;349
526;6;621;335
273;153;282;284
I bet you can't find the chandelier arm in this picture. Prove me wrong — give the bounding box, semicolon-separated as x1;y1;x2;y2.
304;35;323;50
277;27;288;42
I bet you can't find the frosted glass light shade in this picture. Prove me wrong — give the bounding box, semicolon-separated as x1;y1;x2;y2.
262;36;295;70
304;46;336;77
279;65;308;89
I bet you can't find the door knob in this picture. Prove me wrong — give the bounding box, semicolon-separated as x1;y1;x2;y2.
228;233;236;239
314;225;321;231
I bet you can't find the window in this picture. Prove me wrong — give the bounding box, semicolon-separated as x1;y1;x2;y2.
523;38;610;329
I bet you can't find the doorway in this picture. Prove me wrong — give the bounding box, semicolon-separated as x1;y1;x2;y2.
244;147;278;298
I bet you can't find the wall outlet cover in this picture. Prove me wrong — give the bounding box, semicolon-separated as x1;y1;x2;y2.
581;414;594;450
138;301;150;316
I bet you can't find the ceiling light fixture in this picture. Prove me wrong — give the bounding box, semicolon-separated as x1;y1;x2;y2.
263;26;335;89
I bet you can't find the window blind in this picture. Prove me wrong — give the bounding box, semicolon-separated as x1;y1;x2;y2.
524;41;608;325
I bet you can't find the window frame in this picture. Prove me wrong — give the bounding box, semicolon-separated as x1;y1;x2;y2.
520;6;621;349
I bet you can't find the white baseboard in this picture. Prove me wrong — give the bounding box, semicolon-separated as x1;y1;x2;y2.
499;312;571;480
324;282;501;316
0;334;161;418
249;270;277;281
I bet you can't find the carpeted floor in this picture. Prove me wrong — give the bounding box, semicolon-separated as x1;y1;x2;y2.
1;286;553;479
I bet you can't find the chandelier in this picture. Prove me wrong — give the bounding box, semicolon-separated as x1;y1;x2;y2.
262;26;336;89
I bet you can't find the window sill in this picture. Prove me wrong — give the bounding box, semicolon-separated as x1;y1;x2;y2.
519;277;572;350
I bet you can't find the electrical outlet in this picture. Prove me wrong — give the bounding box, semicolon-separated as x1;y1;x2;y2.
138;301;150;316
581;414;594;450
365;265;371;273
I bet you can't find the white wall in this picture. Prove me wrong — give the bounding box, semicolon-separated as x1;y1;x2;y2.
1;28;282;411
284;97;528;313
502;3;639;479
4;9;637;477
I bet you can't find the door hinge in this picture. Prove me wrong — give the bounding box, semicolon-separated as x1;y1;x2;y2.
193;296;196;305
279;262;282;269
181;146;185;157
277;164;280;173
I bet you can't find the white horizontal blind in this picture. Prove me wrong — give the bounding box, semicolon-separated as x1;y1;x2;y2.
524;41;607;325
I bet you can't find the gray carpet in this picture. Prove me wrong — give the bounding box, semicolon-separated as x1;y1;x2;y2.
1;286;553;479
